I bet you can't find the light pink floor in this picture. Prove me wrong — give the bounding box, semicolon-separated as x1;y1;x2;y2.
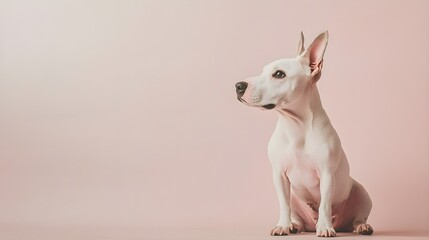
1;225;428;240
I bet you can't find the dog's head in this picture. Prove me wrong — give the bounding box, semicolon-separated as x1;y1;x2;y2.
236;31;328;110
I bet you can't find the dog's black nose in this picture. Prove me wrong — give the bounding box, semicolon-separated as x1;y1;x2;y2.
235;81;248;97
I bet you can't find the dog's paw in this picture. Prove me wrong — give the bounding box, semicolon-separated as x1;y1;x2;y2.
316;224;336;237
271;225;289;236
355;223;373;235
289;222;301;233
270;223;300;236
271;225;290;236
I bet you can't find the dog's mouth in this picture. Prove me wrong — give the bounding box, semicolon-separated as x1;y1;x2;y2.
262;104;276;109
237;97;276;110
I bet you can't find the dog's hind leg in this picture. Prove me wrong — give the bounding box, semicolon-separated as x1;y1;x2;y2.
290;211;304;233
348;179;374;235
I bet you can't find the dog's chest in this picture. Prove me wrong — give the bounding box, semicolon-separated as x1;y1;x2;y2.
284;151;320;189
269;134;323;190
268;118;333;191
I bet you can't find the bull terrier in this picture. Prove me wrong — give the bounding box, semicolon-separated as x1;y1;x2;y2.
235;31;373;237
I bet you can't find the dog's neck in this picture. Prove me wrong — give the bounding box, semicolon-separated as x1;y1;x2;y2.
275;85;330;135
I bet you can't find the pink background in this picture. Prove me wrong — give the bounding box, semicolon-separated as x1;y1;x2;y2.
1;0;429;238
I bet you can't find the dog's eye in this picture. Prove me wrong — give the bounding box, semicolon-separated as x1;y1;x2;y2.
272;70;286;79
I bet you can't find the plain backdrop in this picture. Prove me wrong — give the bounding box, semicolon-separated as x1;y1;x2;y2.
1;0;429;237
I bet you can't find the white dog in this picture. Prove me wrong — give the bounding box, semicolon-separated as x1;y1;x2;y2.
235;31;373;237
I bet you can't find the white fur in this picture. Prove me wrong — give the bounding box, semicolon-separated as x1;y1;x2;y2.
236;31;373;237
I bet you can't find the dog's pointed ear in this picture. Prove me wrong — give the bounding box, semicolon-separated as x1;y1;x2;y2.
296;31;305;56
300;31;328;77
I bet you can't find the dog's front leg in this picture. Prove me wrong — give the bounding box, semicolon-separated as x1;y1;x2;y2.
271;170;296;235
316;170;336;237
